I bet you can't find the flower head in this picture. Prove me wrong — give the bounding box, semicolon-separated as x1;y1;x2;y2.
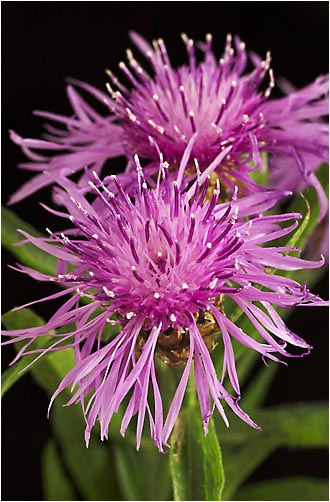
4;155;327;452
10;33;329;213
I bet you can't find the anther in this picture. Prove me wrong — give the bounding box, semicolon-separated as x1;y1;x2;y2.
126;108;137;122
188;213;196;244
103;286;115;298
189;110;196;133
209;278;218;289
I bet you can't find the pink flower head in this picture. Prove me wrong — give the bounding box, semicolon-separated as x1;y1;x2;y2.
4;153;327;452
9;32;329;218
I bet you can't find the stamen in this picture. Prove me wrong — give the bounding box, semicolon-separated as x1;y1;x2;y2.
189;110;197;133
214;99;226;124
130;238;140;264
103;286;115;298
116;216;130;243
198;176;210;206
264;68;275;97
119;61;139;88
175;241;181;265
203;188;219;222
148;119;164;134
152;93;169;122
173;181;179;217
197;242;212;263
105;68;127;94
198;66;204;110
158;223;173;246
188;214;196;243
179;85;189;117
125;107;137;123
145;220;150;243
131;266;144;283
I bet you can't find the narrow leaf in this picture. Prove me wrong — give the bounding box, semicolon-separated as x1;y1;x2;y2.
221;436;278;500
114;440;171;501
242;360;279;410
51;395;122;501
42;439;77;501
3;307;120;500
233;476;329;501
2;206;57;276
216;402;328;448
216;402;328;499
1;308;56;396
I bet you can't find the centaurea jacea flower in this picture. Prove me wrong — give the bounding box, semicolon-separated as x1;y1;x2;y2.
10;32;329;218
3;157;327;452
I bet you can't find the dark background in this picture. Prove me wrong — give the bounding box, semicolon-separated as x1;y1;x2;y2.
2;2;329;500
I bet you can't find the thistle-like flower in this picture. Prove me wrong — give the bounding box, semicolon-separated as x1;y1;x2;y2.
4;154;327;452
10;32;328;218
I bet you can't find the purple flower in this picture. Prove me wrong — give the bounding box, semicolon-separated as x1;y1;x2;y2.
4;156;327;452
9;32;328;215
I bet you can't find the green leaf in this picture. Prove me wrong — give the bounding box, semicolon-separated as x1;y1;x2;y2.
169;412;224;501
114;440;171;501
50;394;122;501
241;360;279;410
233;476;329;501
2;206;57;276
2;308;74;397
221;436;278;500
216;402;328;448
42;439;77;501
216;402;328;499
2;307;121;500
264;402;328;449
1;308;57;397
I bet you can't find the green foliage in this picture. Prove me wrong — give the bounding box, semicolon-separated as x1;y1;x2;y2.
169;410;224;501
113;440;171;501
42;439;77;501
2;308;74;396
216;402;328;499
1;206;57;276
51;394;122;501
233;476;329;501
242;360;279;410
1;308;54;396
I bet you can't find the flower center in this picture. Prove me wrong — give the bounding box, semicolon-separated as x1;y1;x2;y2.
135;310;219;367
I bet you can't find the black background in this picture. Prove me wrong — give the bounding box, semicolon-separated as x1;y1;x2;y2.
2;2;329;501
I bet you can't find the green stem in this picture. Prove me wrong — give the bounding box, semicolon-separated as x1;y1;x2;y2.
187;364;197;410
